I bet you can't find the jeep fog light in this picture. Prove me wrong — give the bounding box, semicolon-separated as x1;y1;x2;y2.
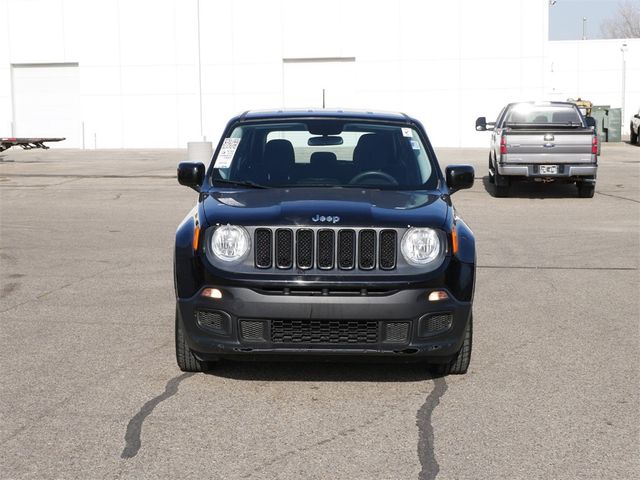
201;288;223;299
428;290;449;302
211;225;250;262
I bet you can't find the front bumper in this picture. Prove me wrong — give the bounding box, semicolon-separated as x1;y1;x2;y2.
498;163;597;179
177;285;472;362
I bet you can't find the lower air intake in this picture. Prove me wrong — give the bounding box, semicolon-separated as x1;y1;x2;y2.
271;319;378;344
196;310;229;334
240;320;266;342
384;322;409;343
419;313;453;337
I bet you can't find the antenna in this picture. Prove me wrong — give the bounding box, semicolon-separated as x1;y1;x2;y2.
322;89;325;109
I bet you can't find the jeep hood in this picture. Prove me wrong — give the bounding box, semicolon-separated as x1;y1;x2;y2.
202;188;449;228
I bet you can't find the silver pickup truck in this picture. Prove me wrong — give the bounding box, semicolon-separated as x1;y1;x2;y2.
476;101;598;198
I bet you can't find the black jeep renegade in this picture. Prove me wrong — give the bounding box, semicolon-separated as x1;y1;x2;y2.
175;109;476;375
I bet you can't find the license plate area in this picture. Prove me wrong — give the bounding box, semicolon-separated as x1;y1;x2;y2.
539;165;558;175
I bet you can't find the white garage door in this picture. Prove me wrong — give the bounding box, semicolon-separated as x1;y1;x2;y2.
12;63;80;148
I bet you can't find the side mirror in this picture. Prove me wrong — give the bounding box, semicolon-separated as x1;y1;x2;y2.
475;117;487;131
177;162;205;191
585;116;597;128
635;114;640;119
445;165;475;194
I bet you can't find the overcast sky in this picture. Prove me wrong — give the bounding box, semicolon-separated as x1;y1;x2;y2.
548;0;626;40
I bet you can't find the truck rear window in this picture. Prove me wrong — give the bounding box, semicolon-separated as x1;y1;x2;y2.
504;104;582;126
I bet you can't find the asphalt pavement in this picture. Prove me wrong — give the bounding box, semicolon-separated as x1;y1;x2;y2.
0;143;638;479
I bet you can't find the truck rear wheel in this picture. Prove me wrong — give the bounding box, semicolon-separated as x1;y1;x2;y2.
175;307;214;372
493;169;509;197
577;182;595;198
488;156;495;184
430;315;472;376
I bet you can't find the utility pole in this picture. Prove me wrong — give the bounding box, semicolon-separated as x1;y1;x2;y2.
582;17;587;40
621;43;628;123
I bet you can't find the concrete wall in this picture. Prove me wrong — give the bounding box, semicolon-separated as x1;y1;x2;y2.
0;0;637;149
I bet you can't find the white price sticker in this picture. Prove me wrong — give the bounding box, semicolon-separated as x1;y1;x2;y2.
214;138;241;169
402;128;413;138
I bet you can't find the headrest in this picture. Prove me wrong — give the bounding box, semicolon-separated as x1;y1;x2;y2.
264;139;295;165
353;133;393;168
310;151;337;166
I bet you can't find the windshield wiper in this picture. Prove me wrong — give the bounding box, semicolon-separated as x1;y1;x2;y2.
212;179;269;189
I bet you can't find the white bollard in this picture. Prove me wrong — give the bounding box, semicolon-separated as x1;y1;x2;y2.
187;141;213;163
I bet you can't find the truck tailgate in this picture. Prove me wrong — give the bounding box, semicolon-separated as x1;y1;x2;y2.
503;129;594;164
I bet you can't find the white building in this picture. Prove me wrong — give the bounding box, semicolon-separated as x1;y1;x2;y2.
0;0;638;148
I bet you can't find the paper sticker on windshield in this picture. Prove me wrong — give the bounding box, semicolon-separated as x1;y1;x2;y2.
214;138;241;168
402;128;413;138
410;140;420;150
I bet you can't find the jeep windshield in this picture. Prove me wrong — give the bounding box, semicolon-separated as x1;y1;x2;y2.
209;120;439;190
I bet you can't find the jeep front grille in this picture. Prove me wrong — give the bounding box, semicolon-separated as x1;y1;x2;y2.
254;227;398;271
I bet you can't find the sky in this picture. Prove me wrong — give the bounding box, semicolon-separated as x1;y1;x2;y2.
548;0;628;40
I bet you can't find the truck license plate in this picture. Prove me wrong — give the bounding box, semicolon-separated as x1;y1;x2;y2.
539;165;558;175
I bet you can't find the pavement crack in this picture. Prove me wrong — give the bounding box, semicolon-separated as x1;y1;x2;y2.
596;191;640;203
416;377;448;480
0;282;20;299
120;372;194;459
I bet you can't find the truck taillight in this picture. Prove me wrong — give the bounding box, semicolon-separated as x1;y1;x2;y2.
500;136;507;155
592;136;598;154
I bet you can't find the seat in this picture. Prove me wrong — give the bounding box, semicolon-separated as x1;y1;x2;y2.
309;151;338;178
264;139;295;183
353;134;394;170
532;115;548;123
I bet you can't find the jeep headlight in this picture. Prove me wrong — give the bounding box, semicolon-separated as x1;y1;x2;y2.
211;225;250;262
400;228;441;266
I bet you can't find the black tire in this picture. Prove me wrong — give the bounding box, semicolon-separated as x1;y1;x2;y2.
493;169;509;197
175;307;213;372
494;183;509;197
577;182;595;198
488;156;495;184
631;125;638;144
430;315;472;376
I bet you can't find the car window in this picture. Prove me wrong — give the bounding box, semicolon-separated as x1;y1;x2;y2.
504;104;582;125
211;120;438;190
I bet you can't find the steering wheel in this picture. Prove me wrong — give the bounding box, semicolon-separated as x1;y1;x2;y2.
349;170;398;186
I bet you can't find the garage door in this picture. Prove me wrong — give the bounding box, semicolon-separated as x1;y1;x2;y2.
12;63;80;148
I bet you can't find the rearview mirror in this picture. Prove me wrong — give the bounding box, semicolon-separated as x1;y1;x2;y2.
475;117;487;131
585;116;597;128
177;162;205;191
445;165;475;194
308;135;343;146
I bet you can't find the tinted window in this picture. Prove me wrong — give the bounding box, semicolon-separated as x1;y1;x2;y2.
211;120;438;190
504;104;582;125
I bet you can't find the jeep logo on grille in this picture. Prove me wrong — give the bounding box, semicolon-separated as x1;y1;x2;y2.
312;214;340;224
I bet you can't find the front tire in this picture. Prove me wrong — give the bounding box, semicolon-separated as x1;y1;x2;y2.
631;124;638;144
175;307;213;372
430;315;472;376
